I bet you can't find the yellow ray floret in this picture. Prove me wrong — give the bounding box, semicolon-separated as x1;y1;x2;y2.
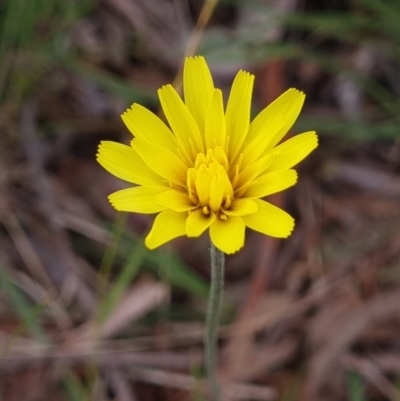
97;55;318;254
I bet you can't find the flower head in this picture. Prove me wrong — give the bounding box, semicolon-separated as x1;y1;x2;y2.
97;56;318;254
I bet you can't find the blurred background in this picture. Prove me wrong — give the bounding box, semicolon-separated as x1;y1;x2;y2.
1;0;400;400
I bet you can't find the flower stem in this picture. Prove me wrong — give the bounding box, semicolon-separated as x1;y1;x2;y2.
205;242;225;401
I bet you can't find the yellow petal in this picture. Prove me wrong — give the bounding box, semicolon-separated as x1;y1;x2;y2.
186;209;216;237
242;117;287;167
158;84;204;158
210;216;245;254
216;164;233;199
121;104;178;152
195;166;210;206
109;186;167;214
224;199;258;216
145;210;187;249
242;199;294;238
154;189;196;212
183;56;214;135
244;169;297;199
225;71;254;160
131;138;187;187
205;89;226;150
267;131;318;171
209;176;224;212
234;153;273;194
97;141;163;186
247;88;305;148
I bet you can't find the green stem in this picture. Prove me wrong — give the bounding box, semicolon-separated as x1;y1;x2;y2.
205;242;225;401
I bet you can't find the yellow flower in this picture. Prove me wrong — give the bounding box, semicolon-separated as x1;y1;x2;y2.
97;56;318;254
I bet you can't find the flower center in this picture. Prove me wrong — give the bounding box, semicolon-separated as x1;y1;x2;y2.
187;147;234;217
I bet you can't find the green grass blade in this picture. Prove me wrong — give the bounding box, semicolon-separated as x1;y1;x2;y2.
0;263;47;342
98;243;147;322
346;370;367;401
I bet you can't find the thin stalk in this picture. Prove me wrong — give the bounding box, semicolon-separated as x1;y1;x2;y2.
205;242;225;401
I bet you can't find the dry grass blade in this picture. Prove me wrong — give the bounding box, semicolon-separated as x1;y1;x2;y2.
105;367;140;401
2;0;400;399
70;281;169;345
130;367;278;400
0;205;71;329
343;355;400;400
306;291;400;399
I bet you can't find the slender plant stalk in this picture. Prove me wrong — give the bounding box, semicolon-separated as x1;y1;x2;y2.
185;0;219;57
171;0;219;90
205;242;225;401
